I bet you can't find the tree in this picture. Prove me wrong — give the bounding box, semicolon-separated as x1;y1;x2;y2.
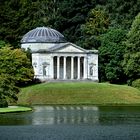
80;6;109;49
53;0;96;44
0;44;34;107
0;46;34;86
105;0;140;29
99;28;127;83
0;74;19;107
123;13;140;83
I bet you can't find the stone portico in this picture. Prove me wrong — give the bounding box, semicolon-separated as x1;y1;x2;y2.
21;27;98;81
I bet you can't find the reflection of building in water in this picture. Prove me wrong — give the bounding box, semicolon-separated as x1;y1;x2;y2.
32;106;99;125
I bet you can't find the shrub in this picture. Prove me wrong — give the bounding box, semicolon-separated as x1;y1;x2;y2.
132;79;140;88
0;99;8;108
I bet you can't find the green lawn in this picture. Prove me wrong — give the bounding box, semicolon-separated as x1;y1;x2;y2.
18;82;140;105
0;106;32;113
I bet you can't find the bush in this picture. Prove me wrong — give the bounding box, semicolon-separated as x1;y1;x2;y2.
0;99;8;108
132;79;140;88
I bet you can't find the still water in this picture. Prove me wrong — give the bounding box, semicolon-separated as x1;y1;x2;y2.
1;106;140;140
0;105;140;126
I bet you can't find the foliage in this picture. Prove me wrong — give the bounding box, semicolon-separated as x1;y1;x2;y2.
79;6;109;49
99;28;127;83
0;99;8;108
123;13;140;82
0;45;34;107
0;74;19;105
0;46;34;86
54;0;96;44
105;0;140;29
132;79;140;89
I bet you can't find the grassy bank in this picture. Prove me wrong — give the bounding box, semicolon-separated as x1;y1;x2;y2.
18;82;140;105
0;106;32;113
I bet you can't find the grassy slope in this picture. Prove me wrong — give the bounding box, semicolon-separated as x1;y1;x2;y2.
18;82;140;105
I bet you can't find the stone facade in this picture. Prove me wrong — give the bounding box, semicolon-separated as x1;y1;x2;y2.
21;27;98;81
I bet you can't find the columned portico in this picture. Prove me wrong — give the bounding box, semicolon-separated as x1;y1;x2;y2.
53;55;88;80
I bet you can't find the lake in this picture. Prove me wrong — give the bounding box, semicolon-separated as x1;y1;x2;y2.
0;106;140;140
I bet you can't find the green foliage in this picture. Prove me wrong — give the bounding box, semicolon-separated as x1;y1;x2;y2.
99;28;127;83
132;79;140;88
105;0;140;29
80;6;109;49
0;74;19;104
0;46;34;106
54;0;96;44
123;13;140;81
0;40;7;48
0;46;34;85
0;99;8;108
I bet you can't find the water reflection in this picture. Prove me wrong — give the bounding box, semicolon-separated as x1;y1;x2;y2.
0;106;140;126
99;106;140;125
32;106;99;125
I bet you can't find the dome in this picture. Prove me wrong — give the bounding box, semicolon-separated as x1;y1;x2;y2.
21;27;66;43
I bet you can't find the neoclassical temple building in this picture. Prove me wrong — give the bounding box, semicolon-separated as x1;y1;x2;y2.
21;27;98;81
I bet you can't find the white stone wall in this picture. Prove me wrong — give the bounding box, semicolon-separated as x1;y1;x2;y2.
32;53;53;80
87;53;98;81
22;42;98;81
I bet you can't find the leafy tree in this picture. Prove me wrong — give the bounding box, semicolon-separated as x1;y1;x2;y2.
52;0;96;44
123;13;140;83
0;46;34;86
0;0;57;47
80;6;109;49
0;74;19;107
105;0;140;29
99;28;127;83
0;43;34;107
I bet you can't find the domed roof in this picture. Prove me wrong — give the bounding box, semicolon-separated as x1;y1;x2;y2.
21;27;66;43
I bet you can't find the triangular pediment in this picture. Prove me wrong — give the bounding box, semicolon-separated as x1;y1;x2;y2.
50;43;87;53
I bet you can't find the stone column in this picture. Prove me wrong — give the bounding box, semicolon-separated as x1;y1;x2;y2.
83;57;87;79
63;56;66;79
71;56;74;79
77;56;80;79
57;56;60;79
51;56;54;79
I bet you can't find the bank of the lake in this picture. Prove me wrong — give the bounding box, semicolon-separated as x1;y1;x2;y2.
18;82;140;105
0;106;32;113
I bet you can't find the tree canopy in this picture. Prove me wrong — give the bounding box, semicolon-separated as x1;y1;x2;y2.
0;43;34;106
123;13;140;83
